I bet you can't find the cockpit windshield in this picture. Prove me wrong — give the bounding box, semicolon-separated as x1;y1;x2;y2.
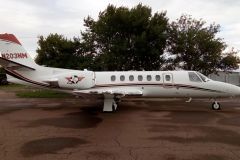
196;72;209;82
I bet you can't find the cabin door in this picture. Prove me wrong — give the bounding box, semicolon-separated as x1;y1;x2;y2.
163;73;173;88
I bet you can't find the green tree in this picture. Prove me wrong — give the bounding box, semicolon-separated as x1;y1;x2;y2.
80;20;102;71
81;4;169;71
165;14;239;75
35;34;90;70
219;48;240;72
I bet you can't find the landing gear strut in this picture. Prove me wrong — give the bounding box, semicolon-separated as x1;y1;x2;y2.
103;98;115;113
212;101;221;110
103;94;120;113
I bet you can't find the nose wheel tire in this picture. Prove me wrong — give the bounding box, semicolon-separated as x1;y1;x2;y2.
212;102;221;110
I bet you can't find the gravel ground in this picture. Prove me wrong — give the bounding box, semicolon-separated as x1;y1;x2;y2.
0;91;240;160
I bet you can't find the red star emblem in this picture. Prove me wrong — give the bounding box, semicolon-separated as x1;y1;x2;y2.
65;75;85;84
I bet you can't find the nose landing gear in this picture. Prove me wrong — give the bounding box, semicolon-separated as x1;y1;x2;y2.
212;101;221;110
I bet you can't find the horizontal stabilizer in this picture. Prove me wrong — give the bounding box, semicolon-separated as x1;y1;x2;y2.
0;57;35;71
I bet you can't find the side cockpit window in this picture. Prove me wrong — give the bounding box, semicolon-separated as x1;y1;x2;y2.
188;72;202;82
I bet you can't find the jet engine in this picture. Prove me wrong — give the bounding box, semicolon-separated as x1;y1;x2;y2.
44;71;95;89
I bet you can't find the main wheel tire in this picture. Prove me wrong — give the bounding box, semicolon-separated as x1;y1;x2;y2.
212;102;221;110
114;98;121;105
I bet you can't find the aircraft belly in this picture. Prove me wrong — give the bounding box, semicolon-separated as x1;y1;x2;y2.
141;86;177;97
175;88;225;98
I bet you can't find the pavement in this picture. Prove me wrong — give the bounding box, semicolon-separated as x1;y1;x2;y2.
0;90;240;160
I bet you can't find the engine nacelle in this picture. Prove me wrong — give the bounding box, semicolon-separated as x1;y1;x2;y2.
57;71;95;89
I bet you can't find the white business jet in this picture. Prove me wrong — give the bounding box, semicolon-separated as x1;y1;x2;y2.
0;34;240;112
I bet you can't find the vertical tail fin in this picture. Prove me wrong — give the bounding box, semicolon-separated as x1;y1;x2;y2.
0;33;38;70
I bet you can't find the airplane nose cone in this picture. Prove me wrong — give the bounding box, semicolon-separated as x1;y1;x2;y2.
230;85;240;96
237;87;240;95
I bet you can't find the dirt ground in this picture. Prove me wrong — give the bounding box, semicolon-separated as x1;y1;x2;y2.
0;90;240;160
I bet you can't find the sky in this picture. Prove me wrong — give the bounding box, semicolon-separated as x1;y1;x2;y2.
1;0;240;59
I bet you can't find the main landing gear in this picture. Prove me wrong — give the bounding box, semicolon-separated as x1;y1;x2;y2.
103;94;120;113
103;98;116;113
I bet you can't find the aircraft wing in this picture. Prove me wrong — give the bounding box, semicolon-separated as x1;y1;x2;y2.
73;89;143;99
0;57;35;71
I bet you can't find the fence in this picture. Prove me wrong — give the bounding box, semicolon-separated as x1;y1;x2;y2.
209;72;240;86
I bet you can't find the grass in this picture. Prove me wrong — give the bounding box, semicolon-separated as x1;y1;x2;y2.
0;84;27;89
0;84;74;98
16;90;75;98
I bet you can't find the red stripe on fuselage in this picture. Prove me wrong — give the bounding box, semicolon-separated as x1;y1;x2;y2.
6;69;49;87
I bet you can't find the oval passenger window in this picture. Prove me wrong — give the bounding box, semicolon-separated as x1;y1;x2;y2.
111;75;116;82
120;75;125;81
165;75;171;81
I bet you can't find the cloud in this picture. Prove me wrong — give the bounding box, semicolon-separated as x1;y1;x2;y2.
1;0;239;57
